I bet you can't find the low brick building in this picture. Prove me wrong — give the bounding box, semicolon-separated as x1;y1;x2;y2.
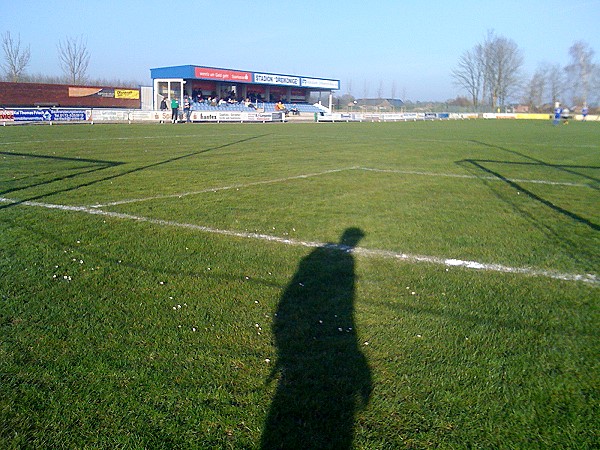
0;81;140;108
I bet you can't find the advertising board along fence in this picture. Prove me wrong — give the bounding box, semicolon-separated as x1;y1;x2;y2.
1;108;285;125
317;112;455;122
0;108;88;124
2;108;597;125
316;112;598;122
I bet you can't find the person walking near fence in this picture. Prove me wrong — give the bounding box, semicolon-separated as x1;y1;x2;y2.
171;97;179;123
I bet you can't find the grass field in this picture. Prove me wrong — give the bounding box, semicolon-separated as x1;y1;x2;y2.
1;120;598;449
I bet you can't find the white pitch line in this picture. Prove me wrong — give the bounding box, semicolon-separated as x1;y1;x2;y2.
92;165;587;208
1;196;597;286
358;167;591;187
91;167;358;208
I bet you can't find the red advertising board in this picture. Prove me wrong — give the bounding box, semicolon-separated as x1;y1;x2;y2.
0;110;15;121
194;67;252;83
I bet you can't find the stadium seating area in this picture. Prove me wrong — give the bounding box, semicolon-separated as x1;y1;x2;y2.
190;102;255;112
190;101;326;114
262;103;325;113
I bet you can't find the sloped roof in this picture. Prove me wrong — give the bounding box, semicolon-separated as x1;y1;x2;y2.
356;98;404;107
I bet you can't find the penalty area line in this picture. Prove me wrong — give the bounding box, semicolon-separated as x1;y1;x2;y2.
1;195;597;286
90;167;359;208
90;165;587;209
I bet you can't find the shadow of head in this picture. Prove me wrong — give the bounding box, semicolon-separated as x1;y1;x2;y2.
339;227;365;248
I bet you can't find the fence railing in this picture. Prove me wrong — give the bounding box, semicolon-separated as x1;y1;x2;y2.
1;107;285;124
2;107;597;125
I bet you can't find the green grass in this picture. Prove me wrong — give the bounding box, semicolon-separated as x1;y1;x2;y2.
1;120;598;448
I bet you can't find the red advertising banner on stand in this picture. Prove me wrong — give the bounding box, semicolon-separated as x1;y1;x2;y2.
194;67;252;82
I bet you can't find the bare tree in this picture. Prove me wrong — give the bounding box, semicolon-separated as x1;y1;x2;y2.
346;79;353;96
1;31;31;82
483;31;523;109
545;63;565;106
591;65;600;106
565;41;595;106
377;80;383;99
454;31;523;111
522;66;546;111
58;35;90;84
452;43;485;111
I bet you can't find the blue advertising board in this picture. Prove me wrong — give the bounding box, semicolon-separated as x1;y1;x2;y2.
13;109;87;122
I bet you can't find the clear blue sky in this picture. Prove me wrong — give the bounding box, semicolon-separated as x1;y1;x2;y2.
2;0;599;101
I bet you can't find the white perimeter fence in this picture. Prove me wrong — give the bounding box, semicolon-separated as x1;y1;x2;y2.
317;112;599;122
1;107;598;125
0;108;284;125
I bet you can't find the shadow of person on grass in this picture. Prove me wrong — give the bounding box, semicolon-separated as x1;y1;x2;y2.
261;228;372;449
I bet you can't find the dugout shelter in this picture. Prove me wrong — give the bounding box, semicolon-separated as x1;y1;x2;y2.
150;65;340;110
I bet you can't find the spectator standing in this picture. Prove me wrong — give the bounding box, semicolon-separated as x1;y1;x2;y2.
159;96;168;123
171;97;179;123
183;95;191;122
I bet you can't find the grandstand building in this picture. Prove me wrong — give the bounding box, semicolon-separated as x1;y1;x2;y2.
151;65;340;113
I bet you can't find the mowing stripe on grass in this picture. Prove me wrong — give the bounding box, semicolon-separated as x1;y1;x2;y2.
2;196;597;286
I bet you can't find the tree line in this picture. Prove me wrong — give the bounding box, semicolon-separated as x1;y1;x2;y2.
452;30;598;112
1;31;140;87
4;29;598;108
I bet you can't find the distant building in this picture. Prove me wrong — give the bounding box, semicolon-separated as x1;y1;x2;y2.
354;98;404;111
514;105;530;113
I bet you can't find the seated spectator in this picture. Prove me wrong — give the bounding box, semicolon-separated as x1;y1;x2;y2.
275;101;288;113
244;98;256;109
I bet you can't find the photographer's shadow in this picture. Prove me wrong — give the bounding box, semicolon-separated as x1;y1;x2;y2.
262;228;372;449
